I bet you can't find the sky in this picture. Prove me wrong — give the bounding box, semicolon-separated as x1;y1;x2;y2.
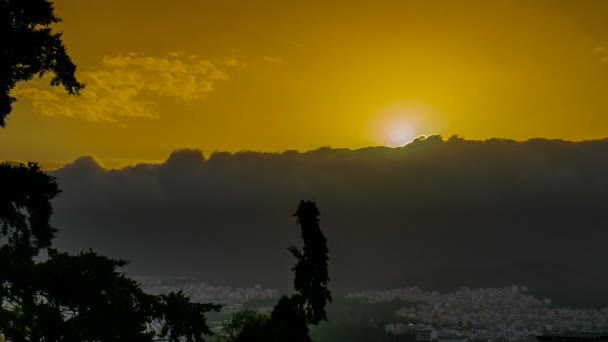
2;0;608;166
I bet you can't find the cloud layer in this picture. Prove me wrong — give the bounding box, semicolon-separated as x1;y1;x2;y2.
14;53;233;123
48;137;608;306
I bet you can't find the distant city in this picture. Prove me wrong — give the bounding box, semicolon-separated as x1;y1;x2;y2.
135;276;277;310
137;278;608;342
350;286;608;341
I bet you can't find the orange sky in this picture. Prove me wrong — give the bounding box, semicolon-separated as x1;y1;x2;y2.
2;0;608;167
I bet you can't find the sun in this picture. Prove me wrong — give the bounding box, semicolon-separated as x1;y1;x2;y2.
374;104;422;147
385;123;417;147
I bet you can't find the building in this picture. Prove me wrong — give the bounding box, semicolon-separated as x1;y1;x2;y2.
416;329;433;342
537;334;608;342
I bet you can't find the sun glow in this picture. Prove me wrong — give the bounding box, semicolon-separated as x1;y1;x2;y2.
374;104;423;147
385;122;418;147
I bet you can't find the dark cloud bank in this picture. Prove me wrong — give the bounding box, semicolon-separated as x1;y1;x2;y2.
50;136;608;307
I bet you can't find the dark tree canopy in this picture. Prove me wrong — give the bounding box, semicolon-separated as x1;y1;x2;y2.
0;163;220;342
0;0;84;126
0;162;59;256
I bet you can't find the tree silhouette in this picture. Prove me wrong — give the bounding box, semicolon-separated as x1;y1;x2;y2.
223;201;332;342
0;163;221;341
0;0;84;126
289;201;332;325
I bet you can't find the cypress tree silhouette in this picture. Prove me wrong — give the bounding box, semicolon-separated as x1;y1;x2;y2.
223;200;332;342
289;201;332;325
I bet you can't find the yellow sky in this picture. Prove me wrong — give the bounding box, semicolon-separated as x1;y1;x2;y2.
2;0;608;166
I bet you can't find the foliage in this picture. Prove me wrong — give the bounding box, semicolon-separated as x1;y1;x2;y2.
157;291;221;342
0;0;84;126
0;162;220;341
217;309;270;342
289;201;332;325
0;162;59;257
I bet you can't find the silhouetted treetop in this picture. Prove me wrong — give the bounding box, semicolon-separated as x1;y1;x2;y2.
0;0;84;126
0;162;60;257
291;200;331;325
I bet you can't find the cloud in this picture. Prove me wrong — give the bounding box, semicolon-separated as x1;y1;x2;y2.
48;137;608;306
592;46;608;63
219;56;248;67
263;56;285;64
287;40;304;48
13;53;238;123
